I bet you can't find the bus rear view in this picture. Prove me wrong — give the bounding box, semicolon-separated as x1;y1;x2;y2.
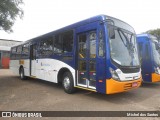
137;34;160;82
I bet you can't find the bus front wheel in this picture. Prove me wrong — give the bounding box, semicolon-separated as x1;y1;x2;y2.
20;67;26;80
62;72;75;94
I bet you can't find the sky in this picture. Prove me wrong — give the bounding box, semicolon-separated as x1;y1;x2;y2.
0;0;160;41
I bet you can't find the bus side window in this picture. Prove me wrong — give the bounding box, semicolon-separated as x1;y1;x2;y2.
33;44;37;60
90;31;96;58
54;35;63;53
39;38;53;56
145;44;150;60
22;44;29;58
98;30;104;57
11;47;17;59
45;38;53;55
54;30;73;54
17;46;22;59
78;34;87;58
39;41;45;55
138;43;143;63
62;30;73;53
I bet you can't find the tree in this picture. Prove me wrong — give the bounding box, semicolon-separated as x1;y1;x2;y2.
0;0;23;33
146;28;160;40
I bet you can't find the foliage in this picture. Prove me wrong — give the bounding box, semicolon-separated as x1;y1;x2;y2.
146;28;160;40
0;0;23;33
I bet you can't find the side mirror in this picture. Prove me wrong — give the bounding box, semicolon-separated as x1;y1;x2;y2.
109;27;115;39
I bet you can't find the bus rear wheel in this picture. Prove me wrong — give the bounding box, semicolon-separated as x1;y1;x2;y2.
20;67;26;80
62;72;75;94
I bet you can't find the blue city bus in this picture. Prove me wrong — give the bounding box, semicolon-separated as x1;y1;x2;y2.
10;15;142;94
137;34;160;82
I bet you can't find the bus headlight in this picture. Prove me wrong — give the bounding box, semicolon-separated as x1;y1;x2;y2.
154;67;160;74
109;67;120;80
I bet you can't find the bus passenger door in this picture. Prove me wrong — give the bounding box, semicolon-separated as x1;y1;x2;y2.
30;44;37;77
77;31;97;89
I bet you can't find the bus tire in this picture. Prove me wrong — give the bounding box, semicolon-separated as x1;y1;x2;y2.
62;72;75;94
20;67;26;80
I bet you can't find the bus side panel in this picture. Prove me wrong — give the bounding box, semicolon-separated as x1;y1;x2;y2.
96;24;107;94
35;58;75;84
96;58;106;94
33;59;45;80
22;59;30;76
10;60;20;75
10;59;30;76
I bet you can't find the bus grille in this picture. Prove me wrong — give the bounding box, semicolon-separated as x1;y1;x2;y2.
120;67;140;73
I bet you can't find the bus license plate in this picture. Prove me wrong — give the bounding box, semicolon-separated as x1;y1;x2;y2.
132;82;138;87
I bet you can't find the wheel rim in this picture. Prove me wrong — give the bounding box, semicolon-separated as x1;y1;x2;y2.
63;77;70;90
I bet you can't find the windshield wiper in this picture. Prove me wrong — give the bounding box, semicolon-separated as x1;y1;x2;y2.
117;28;135;52
117;28;129;47
117;28;138;66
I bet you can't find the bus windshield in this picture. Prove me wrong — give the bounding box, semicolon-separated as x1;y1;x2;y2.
151;41;160;66
108;25;140;67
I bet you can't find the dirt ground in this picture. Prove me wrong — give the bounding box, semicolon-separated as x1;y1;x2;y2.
0;69;160;120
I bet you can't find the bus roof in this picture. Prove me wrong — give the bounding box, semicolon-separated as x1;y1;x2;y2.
137;33;158;42
137;33;151;38
137;33;157;39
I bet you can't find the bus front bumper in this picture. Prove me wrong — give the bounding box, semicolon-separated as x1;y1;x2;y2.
106;78;142;94
152;73;160;82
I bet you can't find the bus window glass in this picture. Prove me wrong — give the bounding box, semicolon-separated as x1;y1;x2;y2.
16;46;22;58
45;38;53;55
22;44;29;58
40;38;53;56
17;46;22;53
109;26;139;66
138;43;143;63
98;30;104;57
78;34;87;58
145;44;150;60
39;41;45;55
12;47;17;53
151;42;160;65
62;31;73;53
90;32;96;58
11;47;17;59
54;30;73;54
54;35;63;53
23;44;29;53
33;45;37;60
